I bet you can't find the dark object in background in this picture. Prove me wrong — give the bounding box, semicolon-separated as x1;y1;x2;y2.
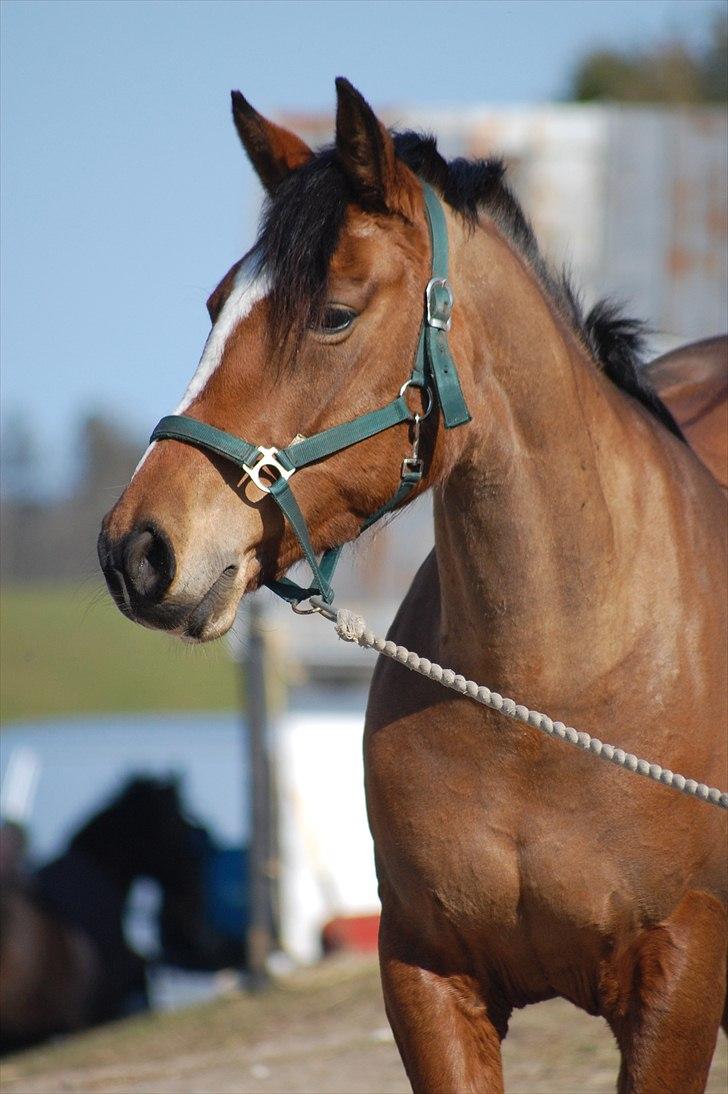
0;822;27;885
160;845;250;971
0;776;248;1052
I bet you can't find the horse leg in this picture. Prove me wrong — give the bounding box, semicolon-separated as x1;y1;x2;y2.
379;918;508;1094
611;890;727;1094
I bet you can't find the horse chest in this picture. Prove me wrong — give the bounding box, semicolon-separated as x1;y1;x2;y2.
365;717;627;984
372;789;613;930
371;790;629;1012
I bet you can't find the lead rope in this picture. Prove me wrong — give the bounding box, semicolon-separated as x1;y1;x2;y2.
303;598;728;810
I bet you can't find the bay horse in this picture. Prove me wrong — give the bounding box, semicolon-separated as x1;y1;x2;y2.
99;80;727;1092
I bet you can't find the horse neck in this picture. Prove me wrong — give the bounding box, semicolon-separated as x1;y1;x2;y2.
434;215;668;705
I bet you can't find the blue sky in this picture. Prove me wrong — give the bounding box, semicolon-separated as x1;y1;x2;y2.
1;0;722;493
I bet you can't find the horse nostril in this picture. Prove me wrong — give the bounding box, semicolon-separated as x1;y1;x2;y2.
122;525;176;601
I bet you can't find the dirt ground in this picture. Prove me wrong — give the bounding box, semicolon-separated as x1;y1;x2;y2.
2;957;726;1094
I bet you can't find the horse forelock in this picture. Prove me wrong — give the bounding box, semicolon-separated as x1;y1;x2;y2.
252;147;352;349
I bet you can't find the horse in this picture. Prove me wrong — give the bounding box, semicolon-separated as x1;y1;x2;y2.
645;335;727;489
98;80;727;1092
0;776;236;1050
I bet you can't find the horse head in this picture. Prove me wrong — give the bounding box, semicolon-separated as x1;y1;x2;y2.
99;80;473;641
70;775;207;893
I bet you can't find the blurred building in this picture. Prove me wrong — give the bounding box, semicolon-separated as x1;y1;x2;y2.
283;103;727;341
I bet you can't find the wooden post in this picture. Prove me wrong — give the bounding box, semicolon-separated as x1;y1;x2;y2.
245;595;272;991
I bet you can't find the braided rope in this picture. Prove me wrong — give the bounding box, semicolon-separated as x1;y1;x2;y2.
307;600;727;810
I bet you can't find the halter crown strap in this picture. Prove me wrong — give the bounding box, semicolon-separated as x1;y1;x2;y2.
419;184;471;428
150;182;470;605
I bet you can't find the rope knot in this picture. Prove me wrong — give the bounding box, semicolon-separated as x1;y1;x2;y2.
335;608;367;644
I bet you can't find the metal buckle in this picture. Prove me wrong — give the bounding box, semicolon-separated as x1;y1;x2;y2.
239;446;294;493
401;456;423;477
426;277;453;332
401;409;425;481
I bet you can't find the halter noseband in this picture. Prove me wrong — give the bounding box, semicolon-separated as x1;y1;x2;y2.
150;183;470;607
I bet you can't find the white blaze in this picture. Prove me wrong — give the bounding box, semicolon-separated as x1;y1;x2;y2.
132;261;269;478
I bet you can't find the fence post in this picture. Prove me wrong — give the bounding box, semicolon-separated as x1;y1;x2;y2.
245;594;273;990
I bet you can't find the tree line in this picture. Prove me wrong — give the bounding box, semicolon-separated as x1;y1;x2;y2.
570;12;726;105
1;416;143;582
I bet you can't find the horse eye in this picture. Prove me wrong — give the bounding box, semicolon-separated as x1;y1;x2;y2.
315;305;356;333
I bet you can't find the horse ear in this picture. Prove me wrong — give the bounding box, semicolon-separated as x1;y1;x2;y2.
335;77;410;214
231;90;312;194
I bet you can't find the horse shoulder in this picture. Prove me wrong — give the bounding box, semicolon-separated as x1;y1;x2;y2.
364;551;524;939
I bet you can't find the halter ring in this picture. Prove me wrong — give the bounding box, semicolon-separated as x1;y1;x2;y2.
399;380;434;420
290;598;322;616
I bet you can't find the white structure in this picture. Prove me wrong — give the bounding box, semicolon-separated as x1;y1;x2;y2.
274;689;377;963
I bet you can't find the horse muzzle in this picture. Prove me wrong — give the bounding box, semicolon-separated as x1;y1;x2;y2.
97;521;245;641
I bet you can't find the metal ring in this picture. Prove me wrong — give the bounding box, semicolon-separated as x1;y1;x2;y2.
291;599;322;616
399;380;434;420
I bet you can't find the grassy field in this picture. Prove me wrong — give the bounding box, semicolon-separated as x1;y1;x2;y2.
1;582;241;723
1;957;726;1093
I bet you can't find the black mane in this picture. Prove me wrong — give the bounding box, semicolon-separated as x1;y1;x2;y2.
252;130;682;439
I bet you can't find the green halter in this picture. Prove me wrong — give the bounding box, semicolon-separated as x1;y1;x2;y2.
150;183;470;606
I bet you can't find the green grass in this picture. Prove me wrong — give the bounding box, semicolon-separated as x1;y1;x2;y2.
1;582;241;723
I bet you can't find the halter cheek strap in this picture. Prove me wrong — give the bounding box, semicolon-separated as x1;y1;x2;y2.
150;183;470;606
